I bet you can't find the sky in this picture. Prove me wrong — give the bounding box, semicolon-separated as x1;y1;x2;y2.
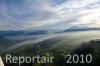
0;0;100;31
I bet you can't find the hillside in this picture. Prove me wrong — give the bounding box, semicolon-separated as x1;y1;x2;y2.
2;39;100;66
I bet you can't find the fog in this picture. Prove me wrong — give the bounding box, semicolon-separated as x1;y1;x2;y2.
5;30;100;52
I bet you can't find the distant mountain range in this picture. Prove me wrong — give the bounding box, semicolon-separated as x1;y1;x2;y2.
0;30;26;36
27;30;48;35
0;30;49;36
64;27;100;32
0;28;99;36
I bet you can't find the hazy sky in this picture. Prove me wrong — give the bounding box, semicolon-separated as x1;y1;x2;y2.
0;0;100;30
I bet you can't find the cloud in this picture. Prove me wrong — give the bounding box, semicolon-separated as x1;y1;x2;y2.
0;0;100;30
